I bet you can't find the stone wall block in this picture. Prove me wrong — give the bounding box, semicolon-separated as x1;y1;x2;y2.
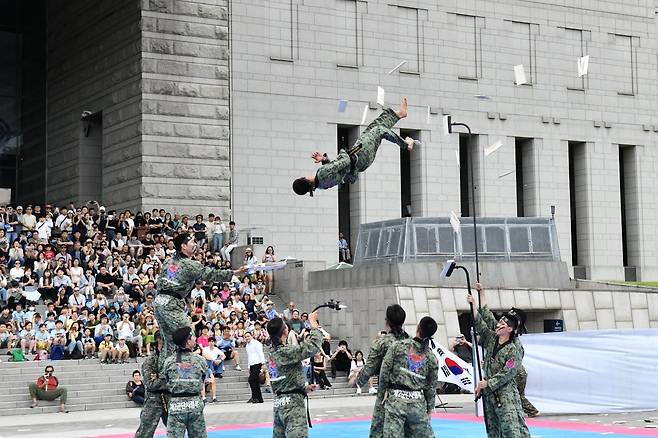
188;185;229;200
573;291;595;321
200;125;229;139
439;288;456;312
173;164;200;178
411;287;429;313
562;309;579;331
631;309;650;328
529;290;546;309
630;293;648;309
595;309;615;329
173;123;199;137
593;291;613;308
142;120;174;136
612;292;632;322
499;289;515;309
560;291;575;309
544;290;561;308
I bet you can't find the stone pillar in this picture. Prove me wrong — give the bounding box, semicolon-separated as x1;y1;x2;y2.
139;0;231;216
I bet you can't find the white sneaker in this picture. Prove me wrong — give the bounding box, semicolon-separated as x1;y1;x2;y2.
235;365;242;371
356;386;362;395
368;387;377;394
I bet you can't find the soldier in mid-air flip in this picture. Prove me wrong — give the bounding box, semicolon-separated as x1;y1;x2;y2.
292;97;420;196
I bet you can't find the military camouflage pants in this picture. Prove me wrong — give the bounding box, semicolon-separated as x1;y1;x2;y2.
382;393;434;438
515;367;539;416
135;393;169;438
154;294;189;370
272;394;308;438
368;390;386;438
166;397;206;438
351;108;404;173
482;389;531;438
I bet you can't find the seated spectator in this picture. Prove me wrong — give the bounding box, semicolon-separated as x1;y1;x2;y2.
141;318;157;355
67;322;83;358
98;333;116;364
282;301;295;321
50;320;67;348
197;326;210;348
19;321;37;355
330;340;353;379
82;328;96;359
28;365;68;412
217;328;241;371
0;322;17;350
116;313;143;356
350;350;375;395
94;315;113;345
124;369;146;406
312;352;332;390
203;336;225;378
265;302;278;320
220;221;238;261
115;337;130;363
95;266;115;294
288;310;304;334
68;287;86;308
34;323;51;354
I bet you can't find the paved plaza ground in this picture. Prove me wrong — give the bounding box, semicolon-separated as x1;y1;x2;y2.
2;395;657;438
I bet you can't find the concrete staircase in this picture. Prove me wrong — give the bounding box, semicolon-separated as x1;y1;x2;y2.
0;349;360;416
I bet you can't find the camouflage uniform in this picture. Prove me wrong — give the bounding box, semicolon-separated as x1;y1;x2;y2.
162;348;208;438
135;353;169;438
268;328;324;438
315;108;405;190
155;253;232;369
379;337;438;438
355;331;408;438
480;308;539;417
475;306;530;438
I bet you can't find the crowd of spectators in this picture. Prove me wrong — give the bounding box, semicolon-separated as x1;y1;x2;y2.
0;200;372;407
0;201;281;365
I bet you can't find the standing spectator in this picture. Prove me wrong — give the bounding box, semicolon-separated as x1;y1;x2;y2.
28;365;68;412
243;248;257;275
192;215;207;248
220;221;239;262
36;215;51;243
244;331;265;403
126;370;146;405
211;216;226;254
338;232;351;262
450;334;473;364
261;246;276;293
21;206;37;238
330;340;353;379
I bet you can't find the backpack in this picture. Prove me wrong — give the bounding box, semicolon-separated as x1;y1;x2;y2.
50;344;65;360
70;349;83;360
11;349;25;362
34;350;48;361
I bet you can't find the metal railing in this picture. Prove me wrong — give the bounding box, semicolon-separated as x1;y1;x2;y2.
353;217;561;265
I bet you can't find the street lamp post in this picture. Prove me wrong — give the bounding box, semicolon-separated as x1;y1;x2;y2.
446;116;481;284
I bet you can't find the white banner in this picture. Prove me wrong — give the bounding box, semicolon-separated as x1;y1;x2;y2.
523;328;658;414
432;343;475;393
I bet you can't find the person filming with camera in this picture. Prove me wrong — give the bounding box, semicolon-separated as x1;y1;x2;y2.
28;365;68;413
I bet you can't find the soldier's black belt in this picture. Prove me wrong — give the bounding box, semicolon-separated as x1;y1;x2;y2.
147;389;170;394
170;392;199;397
275;389;312;428
389;384;416;391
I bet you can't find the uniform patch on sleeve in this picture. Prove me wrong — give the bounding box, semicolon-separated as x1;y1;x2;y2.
505;359;516;369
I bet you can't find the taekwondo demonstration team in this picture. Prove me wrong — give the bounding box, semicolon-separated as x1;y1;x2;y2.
133;97;539;438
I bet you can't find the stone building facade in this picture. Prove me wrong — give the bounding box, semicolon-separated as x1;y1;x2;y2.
3;0;658;280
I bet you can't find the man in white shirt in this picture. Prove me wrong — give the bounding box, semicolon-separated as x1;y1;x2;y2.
68;288;86;308
116;313;143;355
20;206;37;236
207;294;223;317
122;266;139;287
190;280;207;304
231;293;245;312
202;337;226;378
244;331;265;403
9;261;25;280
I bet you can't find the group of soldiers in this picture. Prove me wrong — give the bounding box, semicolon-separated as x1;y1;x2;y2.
265;302;439;438
135;233;245;438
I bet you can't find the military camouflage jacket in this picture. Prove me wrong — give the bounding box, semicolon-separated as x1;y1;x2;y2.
162;349;208;396
156;253;232;300
356;331;408;388
379;337;439;413
475;306;523;394
142;353;168;393
267;328;323;395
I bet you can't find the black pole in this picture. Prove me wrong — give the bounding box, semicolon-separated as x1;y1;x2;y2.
456;265;488;434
